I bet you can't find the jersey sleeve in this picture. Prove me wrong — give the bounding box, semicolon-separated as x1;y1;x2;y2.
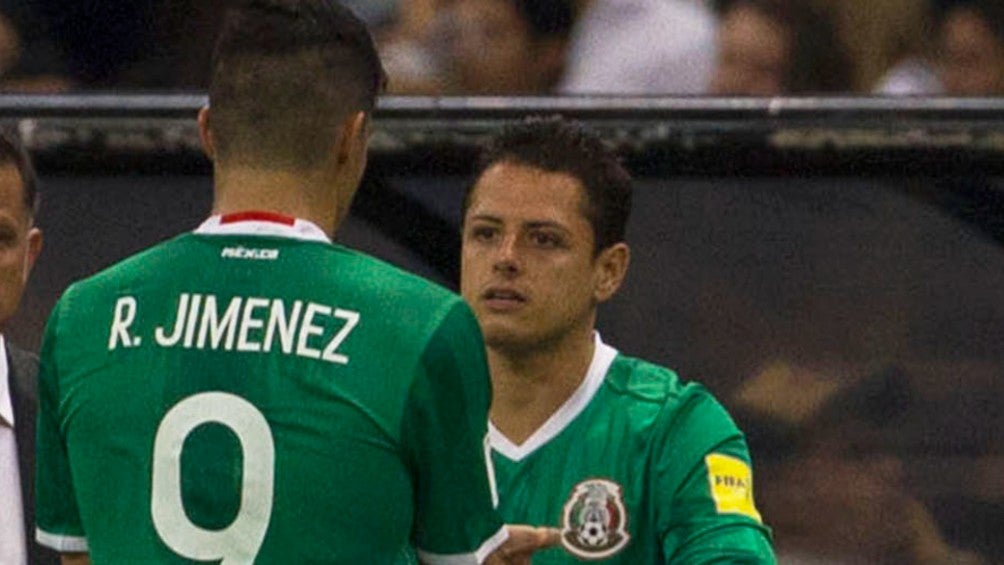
34;295;89;553
400;301;507;564
652;387;776;564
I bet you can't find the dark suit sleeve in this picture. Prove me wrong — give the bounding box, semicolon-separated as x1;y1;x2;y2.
8;344;60;564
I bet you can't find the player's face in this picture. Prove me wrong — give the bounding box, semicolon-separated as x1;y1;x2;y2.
0;162;41;326
461;162;606;353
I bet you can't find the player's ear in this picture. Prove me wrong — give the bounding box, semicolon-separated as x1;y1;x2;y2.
197;106;216;161
23;226;42;281
334;111;369;166
593;242;630;303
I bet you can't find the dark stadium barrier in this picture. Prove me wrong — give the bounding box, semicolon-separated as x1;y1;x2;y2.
4;95;1004;562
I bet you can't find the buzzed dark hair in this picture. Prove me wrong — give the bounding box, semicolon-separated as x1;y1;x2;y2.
0;129;39;219
208;0;387;170
466;116;633;254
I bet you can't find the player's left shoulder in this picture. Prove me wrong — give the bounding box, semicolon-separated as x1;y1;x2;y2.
604;353;699;405
608;354;746;440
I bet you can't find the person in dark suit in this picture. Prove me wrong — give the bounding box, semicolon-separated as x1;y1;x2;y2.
0;129;55;565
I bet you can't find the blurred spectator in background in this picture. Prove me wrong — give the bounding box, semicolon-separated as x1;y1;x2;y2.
559;0;716;94
0;1;71;92
934;0;1004;95
364;0;453;94
709;0;852;95
732;364;987;564
445;0;573;94
830;0;943;95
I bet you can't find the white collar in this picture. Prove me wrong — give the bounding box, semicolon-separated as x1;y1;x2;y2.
489;333;618;461
0;335;13;427
194;213;331;243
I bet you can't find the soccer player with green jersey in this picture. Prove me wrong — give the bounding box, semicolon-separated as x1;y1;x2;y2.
34;2;555;564
460;116;776;564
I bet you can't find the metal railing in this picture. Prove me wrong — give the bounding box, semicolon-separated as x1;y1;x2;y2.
1;94;1002;175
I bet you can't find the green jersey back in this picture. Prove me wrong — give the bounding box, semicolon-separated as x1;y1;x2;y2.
36;216;506;564
491;336;775;564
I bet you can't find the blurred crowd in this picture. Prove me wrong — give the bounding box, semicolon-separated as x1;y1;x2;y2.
1;0;1003;96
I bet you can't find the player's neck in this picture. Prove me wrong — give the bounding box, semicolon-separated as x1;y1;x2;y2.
212;167;345;238
488;328;596;445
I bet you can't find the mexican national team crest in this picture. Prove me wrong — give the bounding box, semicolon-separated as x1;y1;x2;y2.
560;479;630;560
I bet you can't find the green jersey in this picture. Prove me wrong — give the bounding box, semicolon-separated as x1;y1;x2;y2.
36;214;506;564
490;335;775;564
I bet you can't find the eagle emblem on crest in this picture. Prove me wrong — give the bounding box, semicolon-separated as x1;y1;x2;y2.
560;479;630;560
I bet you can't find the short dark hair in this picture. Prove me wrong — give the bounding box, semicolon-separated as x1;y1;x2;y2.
208;0;387;170
0;129;39;219
465;116;633;254
713;0;853;93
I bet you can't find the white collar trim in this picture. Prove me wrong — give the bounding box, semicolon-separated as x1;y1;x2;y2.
194;215;331;243
489;333;618;461
0;335;13;427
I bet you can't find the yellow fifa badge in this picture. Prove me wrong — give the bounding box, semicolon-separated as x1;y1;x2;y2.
705;453;763;523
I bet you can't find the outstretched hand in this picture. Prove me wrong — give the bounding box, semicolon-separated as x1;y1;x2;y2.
485;525;562;565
